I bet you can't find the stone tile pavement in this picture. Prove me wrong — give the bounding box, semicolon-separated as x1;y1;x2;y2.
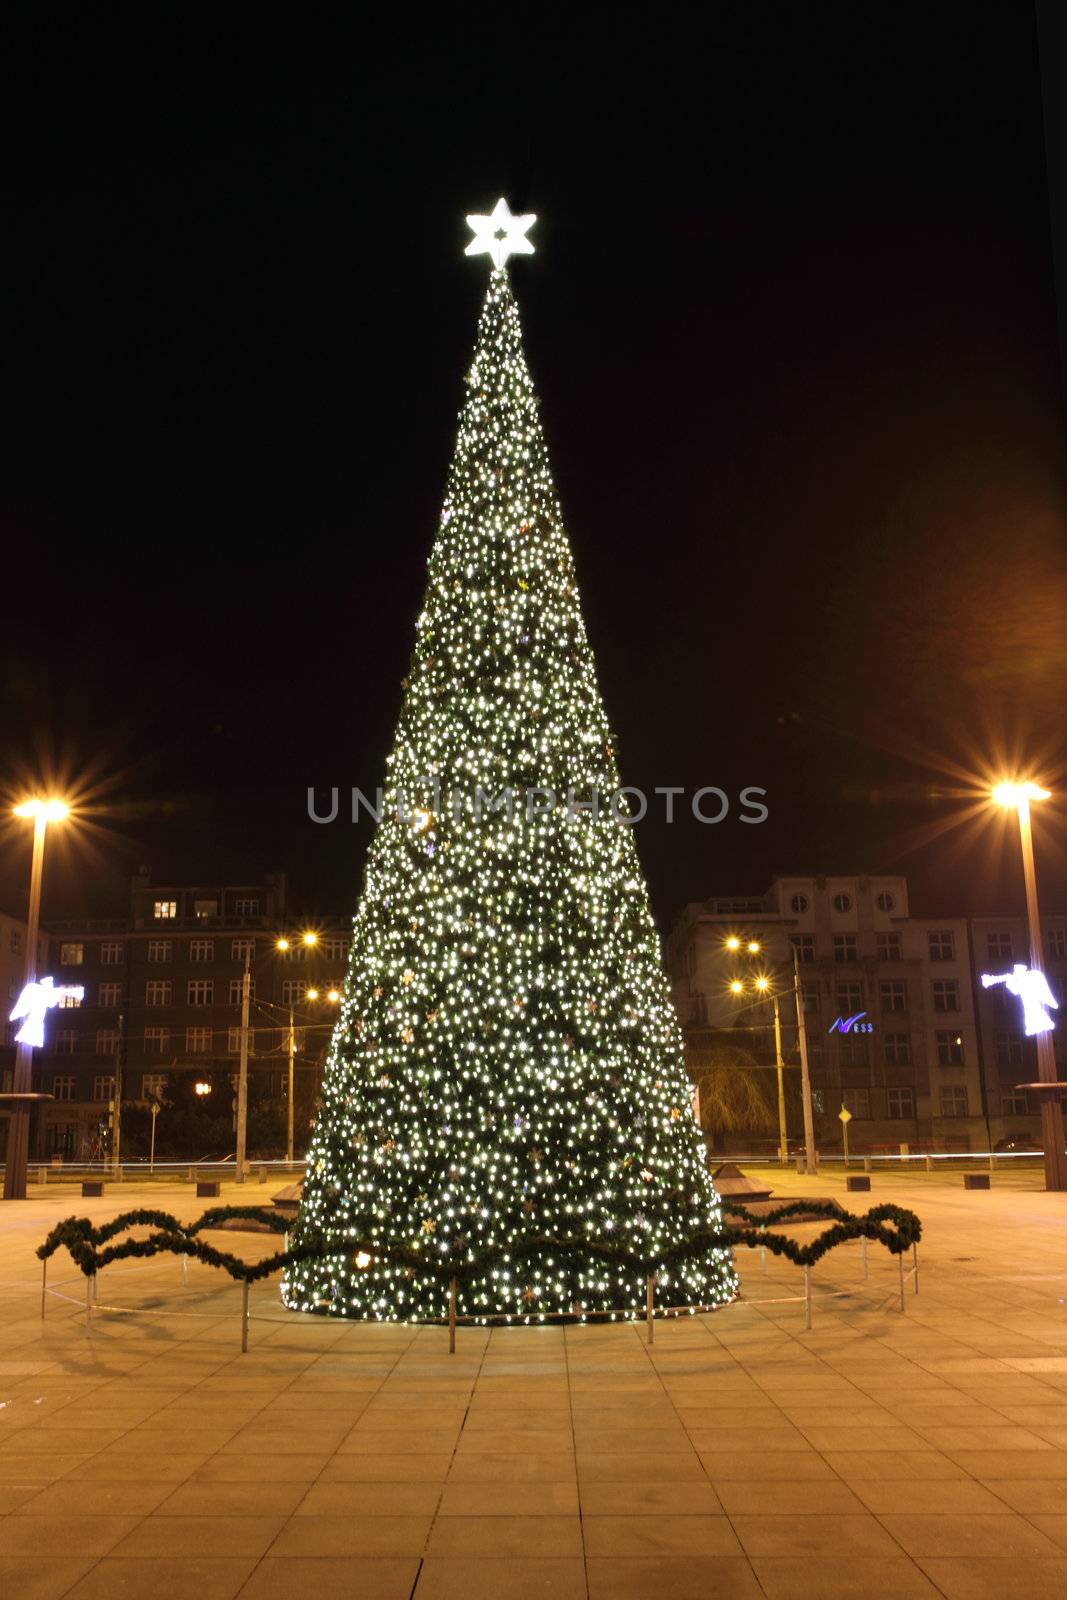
1;1169;1067;1598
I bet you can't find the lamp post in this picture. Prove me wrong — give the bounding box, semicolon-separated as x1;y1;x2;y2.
275;933;339;1164
727;949;816;1173
992;781;1067;1191
3;798;69;1201
754;977;788;1163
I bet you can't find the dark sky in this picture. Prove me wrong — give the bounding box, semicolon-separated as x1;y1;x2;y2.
3;2;1066;931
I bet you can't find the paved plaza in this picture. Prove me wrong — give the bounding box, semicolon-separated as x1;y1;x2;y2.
2;1170;1067;1600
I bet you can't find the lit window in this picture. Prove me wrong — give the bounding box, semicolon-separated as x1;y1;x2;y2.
153;900;177;921
194;899;218;922
60;943;84;965
936;1030;965;1066
58;990;82;1009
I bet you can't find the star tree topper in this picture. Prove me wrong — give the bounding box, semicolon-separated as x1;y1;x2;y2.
465;197;536;268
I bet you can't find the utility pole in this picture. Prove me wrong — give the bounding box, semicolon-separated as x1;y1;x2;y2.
1016;797;1067;1191
792;945;818;1175
286;1006;295;1164
111;1014;125;1176
4;808;48;1201
771;994;788;1164
235;949;251;1184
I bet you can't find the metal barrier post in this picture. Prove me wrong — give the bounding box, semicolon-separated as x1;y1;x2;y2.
912;1243;919;1295
646;1274;655;1345
181;1253;189;1288
240;1281;250;1352
803;1266;812;1330
898;1251;905;1312
759;1225;767;1273
861;1236;869;1281
85;1274;93;1329
41;1257;47;1318
449;1278;457;1355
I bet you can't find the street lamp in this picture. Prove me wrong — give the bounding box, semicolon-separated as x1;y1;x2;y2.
3;798;70;1201
729;975;789;1164
276;934;339;1164
991;779;1066;1190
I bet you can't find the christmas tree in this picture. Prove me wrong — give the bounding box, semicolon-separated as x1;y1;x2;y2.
284;202;737;1322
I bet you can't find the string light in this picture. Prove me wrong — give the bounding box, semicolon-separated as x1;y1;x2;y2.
284;247;736;1323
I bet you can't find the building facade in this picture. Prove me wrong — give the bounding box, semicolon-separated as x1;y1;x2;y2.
666;875;1036;1153
36;872;351;1160
0;908;48;1095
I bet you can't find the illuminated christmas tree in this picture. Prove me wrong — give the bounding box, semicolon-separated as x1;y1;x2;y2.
285;202;736;1322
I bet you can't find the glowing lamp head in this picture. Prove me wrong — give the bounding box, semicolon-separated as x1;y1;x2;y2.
14;798;69;822
326;989;341;1003
302;932;318;947
276;937;291;952
729;979;744;995
306;988;319;1001
725;936;741;952
747;941;761;954
755;976;770;992
993;781;1051;808
194;1080;212;1097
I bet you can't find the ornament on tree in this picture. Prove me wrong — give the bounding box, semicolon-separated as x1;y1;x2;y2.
283;202;736;1323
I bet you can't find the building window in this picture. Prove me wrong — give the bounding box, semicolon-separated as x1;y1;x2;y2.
846;1087;871;1119
190;939;214;962
186;1026;212;1053
227;1027;242;1052
153;900;178;921
840;1038;868;1068
887;1086;914;1120
883;1031;911;1065
232;938;255;964
801;980;819;1014
790;893;809;914
320;938;348;963
880;980;907;1013
987;931;1013;964
187;980;214;1007
928;929;955;962
92;1074;115;1101
143;1027;169;1054
936;1030;965;1066
101;942;124;965
1047;929;1067;961
194;899;219;922
810;1089;825;1114
1002;1090;1029;1115
60;942;84;965
98;982;122;1008
876;891;896;912
142;1073;168;1100
836;981;863;1013
147;941;172;963
833;933;858;963
234;897;260;916
282;980;307;1005
876;932;902;962
939;1085;969;1117
229;977;255;1005
994;1030;1023;1069
52;1075;76;1100
832;893;852;914
10;929;23;954
145;981;172;1007
54;1032;77;1058
932;979;960;1013
791;934;816;963
58;990;82;1009
95;1029;119;1055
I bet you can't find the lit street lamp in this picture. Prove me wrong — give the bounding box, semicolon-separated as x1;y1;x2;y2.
726;943;816;1172
276;933;339;1164
3;798;70;1201
992;781;1067;1191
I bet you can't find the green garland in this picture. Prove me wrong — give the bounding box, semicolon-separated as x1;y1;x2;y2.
37;1200;921;1300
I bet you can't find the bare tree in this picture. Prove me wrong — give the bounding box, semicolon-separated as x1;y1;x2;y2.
683;1033;776;1145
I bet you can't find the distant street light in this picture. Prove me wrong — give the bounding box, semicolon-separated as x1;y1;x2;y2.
992;779;1066;1190
275;934;340;1163
3;798;71;1201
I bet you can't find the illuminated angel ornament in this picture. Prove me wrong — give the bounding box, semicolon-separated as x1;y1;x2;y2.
9;976;85;1049
465;197;536;268
982;963;1059;1036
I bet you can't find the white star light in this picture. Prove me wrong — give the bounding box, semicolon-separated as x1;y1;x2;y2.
465;198;536;269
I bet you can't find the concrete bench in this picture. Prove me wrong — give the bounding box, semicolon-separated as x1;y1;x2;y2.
963;1173;990;1190
845;1175;871;1192
81;1180;105;1198
195;1179;221;1198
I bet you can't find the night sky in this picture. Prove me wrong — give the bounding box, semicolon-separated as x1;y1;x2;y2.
3;3;1066;931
